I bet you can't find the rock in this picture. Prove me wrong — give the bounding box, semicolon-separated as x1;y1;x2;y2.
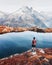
0;26;52;34
0;48;52;65
14;27;28;32
45;28;52;32
0;26;14;34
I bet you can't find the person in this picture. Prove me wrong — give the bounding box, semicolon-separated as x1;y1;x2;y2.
32;37;36;52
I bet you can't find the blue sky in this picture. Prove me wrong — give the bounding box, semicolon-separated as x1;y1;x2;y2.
0;0;52;13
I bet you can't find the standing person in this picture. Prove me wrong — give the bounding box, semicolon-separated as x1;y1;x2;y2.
32;37;36;52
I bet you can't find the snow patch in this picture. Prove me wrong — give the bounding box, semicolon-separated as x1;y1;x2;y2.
40;49;45;53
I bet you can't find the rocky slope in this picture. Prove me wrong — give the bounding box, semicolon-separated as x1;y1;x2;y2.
0;48;52;65
0;26;52;34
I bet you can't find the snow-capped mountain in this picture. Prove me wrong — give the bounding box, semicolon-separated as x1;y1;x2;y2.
0;6;52;28
7;6;47;28
0;11;8;25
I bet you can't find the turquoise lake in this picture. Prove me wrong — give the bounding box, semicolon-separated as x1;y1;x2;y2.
0;31;52;58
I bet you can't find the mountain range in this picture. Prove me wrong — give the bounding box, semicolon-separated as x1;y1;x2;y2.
0;6;52;28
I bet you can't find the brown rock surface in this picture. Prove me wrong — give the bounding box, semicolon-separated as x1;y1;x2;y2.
0;48;52;65
14;27;28;32
0;26;52;34
44;28;52;32
0;26;14;34
0;26;28;34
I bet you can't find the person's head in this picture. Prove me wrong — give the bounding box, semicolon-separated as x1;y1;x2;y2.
33;37;35;39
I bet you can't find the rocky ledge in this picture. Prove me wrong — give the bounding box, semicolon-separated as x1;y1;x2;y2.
0;48;52;65
0;26;52;34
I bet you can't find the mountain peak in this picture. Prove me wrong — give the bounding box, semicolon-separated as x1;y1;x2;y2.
18;6;33;14
23;6;32;10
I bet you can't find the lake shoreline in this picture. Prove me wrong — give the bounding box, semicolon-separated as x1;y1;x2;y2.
0;26;52;34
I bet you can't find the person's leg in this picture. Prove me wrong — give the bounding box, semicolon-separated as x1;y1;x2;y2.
33;47;34;52
32;47;34;52
32;45;35;52
32;47;33;52
34;45;36;51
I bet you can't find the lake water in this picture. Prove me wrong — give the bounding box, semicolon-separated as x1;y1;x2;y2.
0;31;52;58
